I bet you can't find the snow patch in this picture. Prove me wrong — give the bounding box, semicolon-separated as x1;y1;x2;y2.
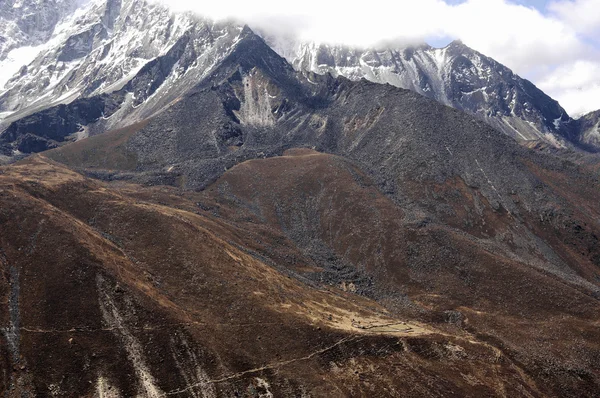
553;116;562;130
0;44;46;89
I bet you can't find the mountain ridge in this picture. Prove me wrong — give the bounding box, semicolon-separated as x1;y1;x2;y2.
1;0;599;159
576;109;600;148
0;0;245;129
266;38;580;148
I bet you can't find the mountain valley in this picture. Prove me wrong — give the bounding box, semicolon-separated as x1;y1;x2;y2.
0;0;600;397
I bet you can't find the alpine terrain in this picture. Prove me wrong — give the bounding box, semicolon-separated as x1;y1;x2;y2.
0;0;599;397
268;40;596;149
2;0;600;159
0;0;249;157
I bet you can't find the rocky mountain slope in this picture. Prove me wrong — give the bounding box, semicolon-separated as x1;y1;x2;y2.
269;40;577;147
3;154;573;397
577;109;600;148
0;26;597;396
0;0;245;135
1;0;598;160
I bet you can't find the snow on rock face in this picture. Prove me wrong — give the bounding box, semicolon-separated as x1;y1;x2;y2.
0;0;82;89
0;0;252;157
0;0;243;129
269;39;572;147
0;0;81;60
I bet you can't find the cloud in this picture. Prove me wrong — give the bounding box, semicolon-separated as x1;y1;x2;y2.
154;0;600;116
549;0;600;36
160;0;452;46
446;0;587;73
538;61;600;117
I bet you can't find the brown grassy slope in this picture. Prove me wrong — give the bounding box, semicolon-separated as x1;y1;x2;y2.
0;155;548;397
199;148;600;397
45;120;149;171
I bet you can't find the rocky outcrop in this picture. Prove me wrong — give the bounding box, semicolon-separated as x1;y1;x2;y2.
576;109;600;149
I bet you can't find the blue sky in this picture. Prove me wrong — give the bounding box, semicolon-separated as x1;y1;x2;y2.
510;0;551;9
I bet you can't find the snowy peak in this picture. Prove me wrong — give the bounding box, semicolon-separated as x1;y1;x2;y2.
0;0;263;157
268;38;572;147
0;0;247;127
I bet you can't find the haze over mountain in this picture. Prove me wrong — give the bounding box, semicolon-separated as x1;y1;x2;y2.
1;0;600;397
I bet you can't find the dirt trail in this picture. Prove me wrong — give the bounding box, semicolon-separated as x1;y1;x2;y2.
166;335;360;395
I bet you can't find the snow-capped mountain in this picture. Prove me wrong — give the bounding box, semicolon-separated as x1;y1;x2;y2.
0;0;597;158
0;0;245;131
269;40;573;147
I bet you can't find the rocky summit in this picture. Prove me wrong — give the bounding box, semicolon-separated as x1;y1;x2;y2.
1;1;600;397
268;39;588;149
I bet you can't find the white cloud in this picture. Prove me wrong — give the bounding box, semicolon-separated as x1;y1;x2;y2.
155;0;600;116
161;0;452;47
549;0;600;36
447;0;587;73
542;0;600;116
547;85;600;118
538;61;600;117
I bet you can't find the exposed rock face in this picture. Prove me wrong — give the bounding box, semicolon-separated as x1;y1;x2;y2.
269;40;574;147
0;93;124;155
576;109;600;148
236;72;277;127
